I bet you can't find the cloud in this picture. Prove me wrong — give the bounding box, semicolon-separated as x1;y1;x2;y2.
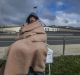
40;18;55;26
57;1;64;6
0;0;80;27
0;0;54;25
54;11;80;27
40;10;80;27
63;0;80;14
40;11;80;27
0;0;44;24
39;8;55;21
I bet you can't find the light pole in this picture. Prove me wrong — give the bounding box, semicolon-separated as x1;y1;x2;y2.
33;6;38;13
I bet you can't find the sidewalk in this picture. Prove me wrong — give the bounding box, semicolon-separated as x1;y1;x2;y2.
48;44;80;56
0;44;80;60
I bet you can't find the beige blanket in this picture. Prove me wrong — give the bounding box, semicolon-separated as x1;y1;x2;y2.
4;21;47;75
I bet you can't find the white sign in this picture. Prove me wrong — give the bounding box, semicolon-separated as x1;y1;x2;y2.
46;48;53;63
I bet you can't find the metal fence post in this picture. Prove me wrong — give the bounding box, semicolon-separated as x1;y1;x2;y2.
63;36;65;55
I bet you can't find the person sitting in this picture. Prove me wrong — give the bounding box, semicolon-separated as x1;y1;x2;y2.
4;13;47;75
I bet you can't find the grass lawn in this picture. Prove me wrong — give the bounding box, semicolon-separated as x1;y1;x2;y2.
1;55;80;75
45;55;80;75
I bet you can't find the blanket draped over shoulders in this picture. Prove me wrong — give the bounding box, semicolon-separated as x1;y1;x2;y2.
4;21;47;75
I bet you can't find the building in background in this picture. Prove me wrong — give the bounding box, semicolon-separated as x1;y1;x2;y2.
0;24;80;37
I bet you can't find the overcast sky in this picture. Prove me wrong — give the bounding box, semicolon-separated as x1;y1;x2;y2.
0;0;80;27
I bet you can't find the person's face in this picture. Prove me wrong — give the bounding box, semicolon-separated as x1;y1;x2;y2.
29;17;36;23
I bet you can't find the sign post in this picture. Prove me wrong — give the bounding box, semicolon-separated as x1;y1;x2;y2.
46;48;53;75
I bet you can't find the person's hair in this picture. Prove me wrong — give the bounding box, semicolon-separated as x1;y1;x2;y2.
26;13;39;24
